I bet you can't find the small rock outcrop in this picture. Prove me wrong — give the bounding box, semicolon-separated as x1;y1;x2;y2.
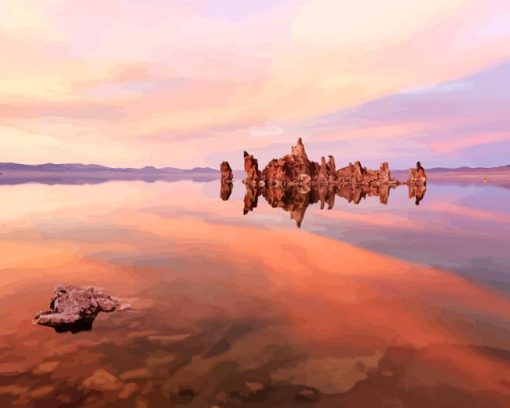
407;161;427;186
220;161;234;200
220;161;233;183
243;151;262;185
34;285;119;333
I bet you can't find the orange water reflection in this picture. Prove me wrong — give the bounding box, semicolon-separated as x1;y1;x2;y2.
0;181;509;407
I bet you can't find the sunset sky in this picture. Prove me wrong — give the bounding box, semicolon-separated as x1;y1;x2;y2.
1;0;509;169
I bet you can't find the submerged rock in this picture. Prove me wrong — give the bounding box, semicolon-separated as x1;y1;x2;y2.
170;385;197;404
229;381;269;403
33;361;60;375
34;285;119;333
82;368;123;391
118;383;138;400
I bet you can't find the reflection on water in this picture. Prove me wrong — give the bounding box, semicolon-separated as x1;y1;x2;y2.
220;181;233;201
0;179;509;407
233;182;426;227
408;184;427;206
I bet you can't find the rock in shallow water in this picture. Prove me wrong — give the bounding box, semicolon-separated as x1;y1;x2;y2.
82;368;123;391
33;285;119;333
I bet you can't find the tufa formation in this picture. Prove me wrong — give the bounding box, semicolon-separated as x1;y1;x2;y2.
34;285;120;333
407;161;427;186
241;138;403;188
220;161;233;183
220;161;234;200
220;138;429;226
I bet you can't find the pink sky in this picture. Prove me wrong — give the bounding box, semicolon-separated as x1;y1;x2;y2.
1;0;509;168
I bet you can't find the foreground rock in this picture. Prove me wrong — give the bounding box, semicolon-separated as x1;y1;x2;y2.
34;285;119;333
241;138;401;188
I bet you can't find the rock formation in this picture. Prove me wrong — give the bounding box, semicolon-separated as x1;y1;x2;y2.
407;161;427;186
220;161;233;183
220;139;428;226
220;161;234;200
243;151;262;185
34;285;120;333
242;138;400;188
260;138;318;187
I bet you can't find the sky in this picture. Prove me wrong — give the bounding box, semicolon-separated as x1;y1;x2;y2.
1;0;509;169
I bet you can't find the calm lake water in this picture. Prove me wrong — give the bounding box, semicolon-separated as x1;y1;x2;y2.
0;179;509;407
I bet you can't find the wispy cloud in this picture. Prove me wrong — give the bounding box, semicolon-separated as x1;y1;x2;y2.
0;0;509;167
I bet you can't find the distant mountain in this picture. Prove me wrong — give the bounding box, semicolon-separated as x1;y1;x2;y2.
0;162;217;174
393;165;510;173
0;162;218;185
425;165;510;173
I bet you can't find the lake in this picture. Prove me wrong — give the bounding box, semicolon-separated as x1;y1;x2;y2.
0;178;509;407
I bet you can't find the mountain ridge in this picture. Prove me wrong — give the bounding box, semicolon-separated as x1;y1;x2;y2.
0;162;217;174
0;162;508;174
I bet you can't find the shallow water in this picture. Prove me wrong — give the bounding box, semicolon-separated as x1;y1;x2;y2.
0;179;509;407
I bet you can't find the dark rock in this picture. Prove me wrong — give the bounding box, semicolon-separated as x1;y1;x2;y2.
170;385;197;404
34;285;119;333
206;338;231;357
177;385;196;398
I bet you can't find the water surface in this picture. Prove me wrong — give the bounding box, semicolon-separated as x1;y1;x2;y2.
0;179;509;407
